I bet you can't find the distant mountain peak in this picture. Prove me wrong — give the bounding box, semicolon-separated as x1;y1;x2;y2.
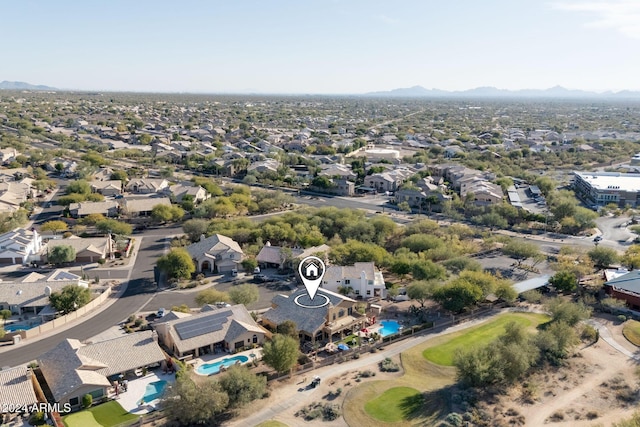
364;85;640;99
0;81;58;91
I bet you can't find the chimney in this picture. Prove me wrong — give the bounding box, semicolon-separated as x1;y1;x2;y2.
200;234;206;242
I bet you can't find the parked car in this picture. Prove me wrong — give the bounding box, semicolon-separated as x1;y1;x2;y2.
157;308;166;318
254;274;267;282
594;236;603;242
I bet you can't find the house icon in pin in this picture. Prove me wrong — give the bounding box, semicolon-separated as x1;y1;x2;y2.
304;261;320;278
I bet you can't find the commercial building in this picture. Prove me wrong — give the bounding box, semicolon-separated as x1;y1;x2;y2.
573;171;640;208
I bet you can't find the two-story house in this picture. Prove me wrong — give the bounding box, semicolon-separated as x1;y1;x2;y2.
321;262;386;299
186;234;244;274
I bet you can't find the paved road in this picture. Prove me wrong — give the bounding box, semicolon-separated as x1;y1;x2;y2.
0;229;170;368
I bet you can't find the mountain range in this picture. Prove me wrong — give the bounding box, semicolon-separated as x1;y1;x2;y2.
0;81;58;91
364;85;640;99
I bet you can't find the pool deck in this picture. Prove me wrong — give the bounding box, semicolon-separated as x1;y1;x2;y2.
114;371;175;415
191;348;263;376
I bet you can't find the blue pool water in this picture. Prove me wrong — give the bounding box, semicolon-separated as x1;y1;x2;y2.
379;320;401;337
4;322;40;332
141;380;167;403
196;355;249;375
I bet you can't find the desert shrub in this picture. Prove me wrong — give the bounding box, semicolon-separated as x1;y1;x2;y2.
445;413;464;427
618;315;628;323
380;357;400;372
358;370;376;378
581;324;598;343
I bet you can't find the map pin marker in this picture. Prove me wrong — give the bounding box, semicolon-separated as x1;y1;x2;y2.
299;256;326;300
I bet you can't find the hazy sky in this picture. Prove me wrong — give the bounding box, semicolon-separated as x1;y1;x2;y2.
3;1;640;94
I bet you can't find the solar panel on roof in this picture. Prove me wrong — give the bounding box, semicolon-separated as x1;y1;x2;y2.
174;311;232;340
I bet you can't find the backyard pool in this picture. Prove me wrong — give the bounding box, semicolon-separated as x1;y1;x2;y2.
140;380;167;404
4;322;41;332
379;320;401;337
196;355;249;376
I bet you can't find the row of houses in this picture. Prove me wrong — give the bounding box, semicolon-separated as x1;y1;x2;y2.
0;228;113;266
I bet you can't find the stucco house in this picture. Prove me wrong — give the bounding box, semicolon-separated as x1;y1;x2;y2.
0;269;89;315
125;178;169;194
321;262;386;299
45;236;114;263
38;332;165;411
167;183;209;204
68;201;119;218
90;180;122;197
0;228;43;265
261;288;366;342
153;304;267;358
186;234;244;273
0;366;38;422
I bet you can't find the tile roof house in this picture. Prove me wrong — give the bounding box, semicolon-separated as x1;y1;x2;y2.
0;366;38;418
38;331;165;411
45;236;113;263
256;243;331;270
125;178;169;194
187;234;244;274
0;181;31;213
120;197;171;217
261;288;366;342
68;201;119;218
153;304;267;358
0;227;43;265
365;168;414;193
322;262;386;299
90;180;122;197
167;183;210;204
0;269;89;315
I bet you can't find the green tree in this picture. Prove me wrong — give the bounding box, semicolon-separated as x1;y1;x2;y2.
533;176;557;196
494;282;518;303
162;376;229;425
182;218;210;242
80;213;106;226
398;201;412;213
49;285;91;314
411;260;446;281
241;258;258;272
95;219;133;236
228;283;260;306
0;309;12;326
276;320;298;338
588;246;619;268
65;180;91;195
151;204;173;223
110;170;128;181
48;245;76;265
407;281;437;308
57;193;86;206
545;299;592;326
622;245;640;270
195;289;231;306
329;240;390;267
433;280;483;313
157;248;196;280
40;220;68;234
218;365;267;408
502;240;543;267
82;393;92;409
549;270;577;294
261;334;299;374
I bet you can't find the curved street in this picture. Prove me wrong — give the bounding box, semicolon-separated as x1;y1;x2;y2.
0;229;170;368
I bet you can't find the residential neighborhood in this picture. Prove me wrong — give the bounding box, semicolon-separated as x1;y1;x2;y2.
2;89;640;427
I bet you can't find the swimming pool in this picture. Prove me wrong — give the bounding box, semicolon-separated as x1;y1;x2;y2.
379;320;401;337
196;355;249;376
140;380;167;404
4;322;40;333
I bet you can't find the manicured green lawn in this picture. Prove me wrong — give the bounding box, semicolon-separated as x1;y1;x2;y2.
256;421;288;427
62;411;102;427
623;320;640;346
364;386;423;422
63;401;137;427
423;312;549;366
